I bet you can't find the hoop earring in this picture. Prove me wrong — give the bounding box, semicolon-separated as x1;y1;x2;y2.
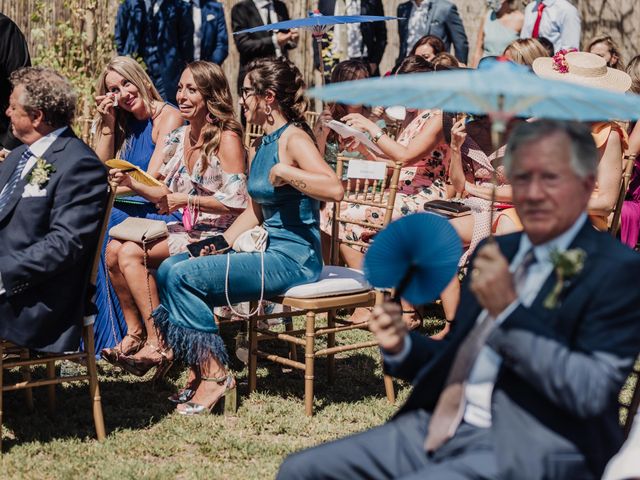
264;105;272;116
206;112;215;124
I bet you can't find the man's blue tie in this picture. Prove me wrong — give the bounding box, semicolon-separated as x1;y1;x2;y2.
0;148;33;214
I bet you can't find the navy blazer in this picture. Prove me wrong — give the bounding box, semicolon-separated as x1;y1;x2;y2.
395;0;468;67
231;0;291;91
197;1;229;65
115;0;193;104
313;0;388;70
386;223;640;479
0;130;108;353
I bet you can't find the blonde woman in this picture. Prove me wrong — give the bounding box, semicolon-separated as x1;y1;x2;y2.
94;56;183;360
503;38;549;66
587;35;625;70
105;61;248;377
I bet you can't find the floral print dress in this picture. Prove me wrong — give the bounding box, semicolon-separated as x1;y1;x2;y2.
160;126;249;255
322;110;450;251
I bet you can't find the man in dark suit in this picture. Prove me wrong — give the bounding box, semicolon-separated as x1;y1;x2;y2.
0;13;30;158
395;0;468;68
278;120;640;480
231;0;297;93
313;0;387;79
0;67;108;353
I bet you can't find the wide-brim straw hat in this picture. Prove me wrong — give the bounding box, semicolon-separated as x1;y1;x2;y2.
532;51;632;93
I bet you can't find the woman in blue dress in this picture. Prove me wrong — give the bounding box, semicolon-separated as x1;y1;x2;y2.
120;57;344;414
93;56;184;358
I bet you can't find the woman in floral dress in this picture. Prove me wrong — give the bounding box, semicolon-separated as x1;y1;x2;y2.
324;56;454;327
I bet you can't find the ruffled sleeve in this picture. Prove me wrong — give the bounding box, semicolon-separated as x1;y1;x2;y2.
159;127;185;180
592;121;629;152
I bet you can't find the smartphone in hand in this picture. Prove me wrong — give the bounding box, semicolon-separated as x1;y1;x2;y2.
186;235;230;257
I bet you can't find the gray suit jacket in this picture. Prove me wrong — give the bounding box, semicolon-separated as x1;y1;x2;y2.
396;0;468;66
387;223;640;479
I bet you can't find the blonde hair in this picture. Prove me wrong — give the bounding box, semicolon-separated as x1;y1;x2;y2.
186;61;244;174
587;35;625;71
627;56;640;94
94;56;163;156
503;38;549;66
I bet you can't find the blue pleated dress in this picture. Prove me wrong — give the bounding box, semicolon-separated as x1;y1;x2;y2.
152;123;323;365
93;116;182;355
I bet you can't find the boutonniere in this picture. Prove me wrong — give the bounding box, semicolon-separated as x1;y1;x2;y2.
543;248;586;309
27;158;56;188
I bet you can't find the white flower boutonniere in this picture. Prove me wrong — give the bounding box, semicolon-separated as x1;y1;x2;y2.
543;248;586;309
27;158;56;188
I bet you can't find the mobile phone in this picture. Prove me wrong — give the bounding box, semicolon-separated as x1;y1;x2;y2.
186;235;230;257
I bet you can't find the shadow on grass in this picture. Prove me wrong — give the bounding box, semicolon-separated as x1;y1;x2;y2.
1;363;175;451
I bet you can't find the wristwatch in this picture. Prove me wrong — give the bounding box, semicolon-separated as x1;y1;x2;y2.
372;129;386;144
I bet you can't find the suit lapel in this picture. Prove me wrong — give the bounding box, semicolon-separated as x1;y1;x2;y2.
0;130;72;224
246;0;266;27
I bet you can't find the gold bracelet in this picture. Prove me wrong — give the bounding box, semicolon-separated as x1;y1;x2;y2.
101;126;114;136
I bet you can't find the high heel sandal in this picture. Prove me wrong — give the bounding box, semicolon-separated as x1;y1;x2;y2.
116;343;173;381
402;310;423;331
177;374;237;416
100;332;146;365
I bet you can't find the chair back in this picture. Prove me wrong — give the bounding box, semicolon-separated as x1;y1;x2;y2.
304;111;320;130
624;358;640;438
243;123;264;149
609;154;636;236
330;156;402;264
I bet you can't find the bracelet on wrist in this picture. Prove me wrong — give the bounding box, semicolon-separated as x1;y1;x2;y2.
372;129;386;144
101;126;114;136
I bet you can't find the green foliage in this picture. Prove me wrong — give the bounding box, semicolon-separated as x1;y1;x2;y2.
28;0;115;135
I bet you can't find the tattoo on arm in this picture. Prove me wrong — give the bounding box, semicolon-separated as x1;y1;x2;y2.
289;179;307;190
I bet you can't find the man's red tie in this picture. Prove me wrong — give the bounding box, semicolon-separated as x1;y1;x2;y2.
532;2;546;38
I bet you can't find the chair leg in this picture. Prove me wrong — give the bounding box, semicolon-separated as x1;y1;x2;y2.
304;311;316;417
327;310;336;385
248;316;258;394
83;325;106;441
284;306;297;362
46;361;56;414
383;374;395;404
19;349;33;411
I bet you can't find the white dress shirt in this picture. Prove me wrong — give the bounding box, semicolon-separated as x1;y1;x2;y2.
386;213;588;428
520;0;581;52
0;127;67;295
252;0;282;57
192;0;203;61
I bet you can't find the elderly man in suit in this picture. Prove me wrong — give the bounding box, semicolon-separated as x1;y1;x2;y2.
0;67;108;353
396;0;468;67
277;120;640;480
231;0;297;93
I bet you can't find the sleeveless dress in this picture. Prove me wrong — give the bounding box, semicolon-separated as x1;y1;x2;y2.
152;124;323;365
482;11;519;58
93;115;182;355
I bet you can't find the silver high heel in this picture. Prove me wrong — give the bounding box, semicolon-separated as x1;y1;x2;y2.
177;374;237;416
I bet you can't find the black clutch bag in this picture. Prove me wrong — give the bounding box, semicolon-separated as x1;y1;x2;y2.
424;200;471;217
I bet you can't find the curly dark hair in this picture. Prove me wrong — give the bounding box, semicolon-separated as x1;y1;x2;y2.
10;67;77;128
246;56;313;141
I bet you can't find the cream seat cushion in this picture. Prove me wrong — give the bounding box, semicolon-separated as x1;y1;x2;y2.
283;266;370;299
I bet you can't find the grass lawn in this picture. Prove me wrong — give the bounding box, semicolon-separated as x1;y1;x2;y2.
0;312;636;480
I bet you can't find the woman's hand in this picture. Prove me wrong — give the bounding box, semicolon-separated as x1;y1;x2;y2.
108;168;132;188
269;162;289;187
450;118;467;152
341;113;377;135
156;192;188;214
95;92;118;128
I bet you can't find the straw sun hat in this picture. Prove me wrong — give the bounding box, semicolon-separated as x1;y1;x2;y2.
532;50;632;93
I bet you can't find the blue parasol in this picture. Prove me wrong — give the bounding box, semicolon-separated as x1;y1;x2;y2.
233;14;401;37
363;213;462;306
307;58;640;122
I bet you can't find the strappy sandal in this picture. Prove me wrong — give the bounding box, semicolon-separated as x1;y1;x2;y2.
100;332;146;365
116;343;173;382
177;374;237;416
402;310;423;331
169;369;200;404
